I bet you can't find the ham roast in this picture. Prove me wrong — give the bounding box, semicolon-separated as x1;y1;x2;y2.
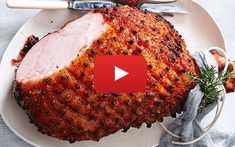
14;6;233;143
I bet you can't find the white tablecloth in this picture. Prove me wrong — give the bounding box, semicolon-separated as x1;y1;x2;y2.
0;0;234;146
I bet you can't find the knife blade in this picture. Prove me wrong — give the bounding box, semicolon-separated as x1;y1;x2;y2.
68;1;116;11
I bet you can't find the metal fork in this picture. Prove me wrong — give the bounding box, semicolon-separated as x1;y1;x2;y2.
111;0;177;7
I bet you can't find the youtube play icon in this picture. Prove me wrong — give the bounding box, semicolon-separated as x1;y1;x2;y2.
94;55;147;93
114;66;129;81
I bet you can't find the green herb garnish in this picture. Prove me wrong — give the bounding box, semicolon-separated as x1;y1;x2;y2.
189;66;231;112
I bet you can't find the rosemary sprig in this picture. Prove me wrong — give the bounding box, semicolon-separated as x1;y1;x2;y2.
189;66;231;112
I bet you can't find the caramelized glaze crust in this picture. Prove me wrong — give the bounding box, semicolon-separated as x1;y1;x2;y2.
14;6;200;142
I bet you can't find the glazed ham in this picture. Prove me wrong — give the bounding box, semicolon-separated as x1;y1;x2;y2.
14;6;234;143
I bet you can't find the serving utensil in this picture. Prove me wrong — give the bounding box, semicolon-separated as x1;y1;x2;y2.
7;0;177;10
7;0;116;10
142;3;189;14
111;0;176;7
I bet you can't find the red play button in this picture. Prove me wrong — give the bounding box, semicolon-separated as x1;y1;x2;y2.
94;55;147;93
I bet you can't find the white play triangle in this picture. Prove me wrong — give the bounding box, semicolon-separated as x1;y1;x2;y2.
114;66;129;81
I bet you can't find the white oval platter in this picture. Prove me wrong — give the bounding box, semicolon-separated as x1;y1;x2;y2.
0;0;225;146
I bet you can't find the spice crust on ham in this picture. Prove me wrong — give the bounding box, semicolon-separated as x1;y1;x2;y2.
14;6;235;143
